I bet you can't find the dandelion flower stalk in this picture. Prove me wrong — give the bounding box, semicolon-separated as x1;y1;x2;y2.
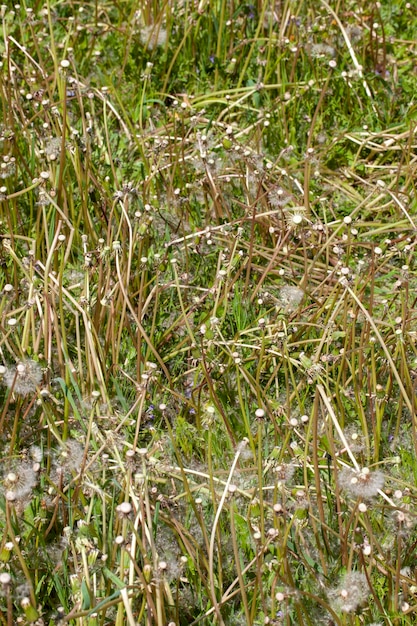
5;501;37;611
342;281;414;418
209;439;248;625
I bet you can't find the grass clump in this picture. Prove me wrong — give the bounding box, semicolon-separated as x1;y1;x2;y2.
1;1;417;624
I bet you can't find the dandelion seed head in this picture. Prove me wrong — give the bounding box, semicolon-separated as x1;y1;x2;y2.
269;188;292;208
44;137;63;160
2;461;38;505
139;25;168;49
328;571;368;613
272;463;296;484
338;466;384;499
54;439;85;477
278;285;304;311
3;359;42;395
340;427;366;453
390;507;416;538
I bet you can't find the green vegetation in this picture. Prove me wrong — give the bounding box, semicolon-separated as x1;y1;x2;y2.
1;1;417;624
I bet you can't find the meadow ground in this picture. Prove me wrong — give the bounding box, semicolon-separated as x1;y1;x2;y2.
1;1;417;625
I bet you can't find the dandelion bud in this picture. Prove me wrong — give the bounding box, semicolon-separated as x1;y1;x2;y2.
143;563;153;583
21;597;39;622
294;507;308;520
0;541;13;562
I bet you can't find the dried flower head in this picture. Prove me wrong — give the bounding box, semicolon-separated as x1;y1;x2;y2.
3;360;42;396
338;466;384;499
328;571;369;613
0;155;16;179
284;206;306;228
